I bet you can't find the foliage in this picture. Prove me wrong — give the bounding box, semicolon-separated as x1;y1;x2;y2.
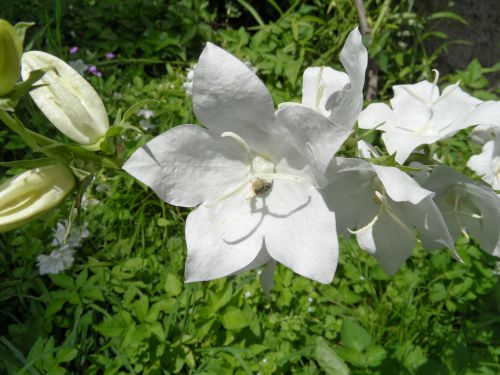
1;0;499;374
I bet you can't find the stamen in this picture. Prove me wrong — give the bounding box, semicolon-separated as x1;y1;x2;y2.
315;67;325;110
348;212;381;234
430;69;440;98
221;131;251;155
253;172;304;182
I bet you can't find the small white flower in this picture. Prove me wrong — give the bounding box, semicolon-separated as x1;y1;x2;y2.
358;71;483;164
37;248;75;275
307;296;314;303
244;291;252;298
467;133;500;190
136;108;155;119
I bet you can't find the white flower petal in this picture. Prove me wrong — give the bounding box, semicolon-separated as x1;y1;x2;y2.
123;125;249;207
321;163;378;237
263;180;338;284
358;103;393;129
276;105;351;186
423;166;500;256
465;100;500;133
381;131;436;165
390;81;437;112
431;85;482;136
192;42;275;140
372;165;432;204
302;67;349;116
325;27;368;130
184;188;264;281
369;210;416;275
397;196;455;252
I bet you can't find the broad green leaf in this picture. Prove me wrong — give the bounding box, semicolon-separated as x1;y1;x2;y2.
341;320;372;352
315;337;349;375
221;307;249;331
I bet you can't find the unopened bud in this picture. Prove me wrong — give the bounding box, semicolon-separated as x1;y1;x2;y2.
0;19;22;96
21;51;109;149
0;165;75;232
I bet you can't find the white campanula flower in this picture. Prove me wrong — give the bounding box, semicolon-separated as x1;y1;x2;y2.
467;133;500;190
358;71;484;164
124;42;362;288
279;27;367;131
21;51;110;149
321;158;456;274
0;165;75;232
422;166;500;257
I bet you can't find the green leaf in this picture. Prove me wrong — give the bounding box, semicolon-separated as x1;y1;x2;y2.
341;320;372;352
429;283;447;303
221;307;249;331
315;337;350;375
55;347;78;363
365;345;387;367
164;272;182;296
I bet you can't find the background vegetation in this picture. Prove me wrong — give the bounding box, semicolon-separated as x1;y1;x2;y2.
0;0;499;373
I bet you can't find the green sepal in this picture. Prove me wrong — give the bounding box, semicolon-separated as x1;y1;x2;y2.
0;157;60;169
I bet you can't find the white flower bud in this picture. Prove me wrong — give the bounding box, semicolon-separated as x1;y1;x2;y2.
0;165;75;232
21;51;109;149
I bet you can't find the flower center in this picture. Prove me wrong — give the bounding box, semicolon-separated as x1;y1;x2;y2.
493;156;500;180
204;132;304;206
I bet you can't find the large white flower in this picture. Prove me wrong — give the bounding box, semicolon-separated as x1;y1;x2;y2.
358;72;482;164
123;43;358;285
321;158;456;274
421;166;500;257
467;133;500;190
279;27;367;131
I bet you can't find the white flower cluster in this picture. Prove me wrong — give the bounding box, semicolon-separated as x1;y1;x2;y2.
37;221;89;275
124;27;500;291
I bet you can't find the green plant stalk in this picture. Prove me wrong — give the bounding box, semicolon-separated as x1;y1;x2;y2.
0;110;122;170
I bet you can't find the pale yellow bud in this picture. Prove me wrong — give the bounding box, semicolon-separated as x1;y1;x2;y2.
21;51;109;149
0;19;22;96
0;165;75;232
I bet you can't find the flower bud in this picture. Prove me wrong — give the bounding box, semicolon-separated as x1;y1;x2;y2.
0;19;22;96
21;51;110;149
0;165;75;232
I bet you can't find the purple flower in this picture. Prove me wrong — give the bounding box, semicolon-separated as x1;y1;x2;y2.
69;46;79;54
88;65;103;78
105;52;115;60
